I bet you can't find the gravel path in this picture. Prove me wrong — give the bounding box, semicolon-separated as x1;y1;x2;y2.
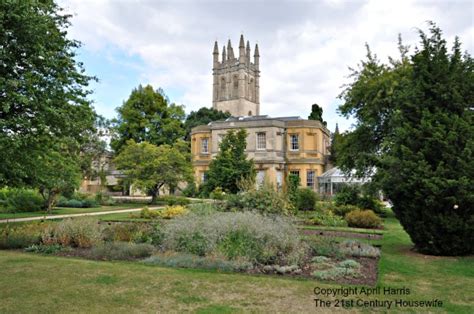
0;206;164;224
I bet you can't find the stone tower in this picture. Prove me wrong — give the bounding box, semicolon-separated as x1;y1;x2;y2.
212;35;260;116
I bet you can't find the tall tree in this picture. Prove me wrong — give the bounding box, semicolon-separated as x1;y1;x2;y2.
338;23;474;255
114;140;193;203
0;0;96;188
308;103;327;126
184;107;231;140
110;85;186;152
329;123;342;164
202;129;255;194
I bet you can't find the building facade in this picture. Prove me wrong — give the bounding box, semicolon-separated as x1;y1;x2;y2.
191;35;331;190
191;116;331;190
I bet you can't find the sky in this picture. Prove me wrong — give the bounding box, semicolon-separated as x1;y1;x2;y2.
61;0;473;132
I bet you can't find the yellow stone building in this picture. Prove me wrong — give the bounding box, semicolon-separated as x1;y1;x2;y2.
191;116;331;190
191;35;331;190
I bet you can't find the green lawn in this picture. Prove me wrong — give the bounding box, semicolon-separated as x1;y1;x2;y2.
0;203;149;220
0;211;472;313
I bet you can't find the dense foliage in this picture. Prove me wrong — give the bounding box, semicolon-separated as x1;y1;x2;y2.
0;0;97;211
308;103;327;126
338;24;473;255
110;85;186;152
201;129;255;194
0;188;44;212
162;211;307;265
295;188;318;211
114;140;193;203
226;181;293;215
183;107;231;140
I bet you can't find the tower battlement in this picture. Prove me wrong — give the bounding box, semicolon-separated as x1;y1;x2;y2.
212;35;260;117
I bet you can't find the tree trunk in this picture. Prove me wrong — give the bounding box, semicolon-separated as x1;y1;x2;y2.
46;190;58;214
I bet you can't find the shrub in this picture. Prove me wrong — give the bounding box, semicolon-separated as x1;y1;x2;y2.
139;206;160;219
133;223;163;246
345;209;382;229
90;242;155;260
338;259;361;269
25;244;65;254
306;237;344;258
308;211;348;227
143;253;252;272
159;205;188;219
332;204;360;217
286;174;300;206
1;188;44;212
295;188;318;211
312;266;361;281
53;217;102;248
333;184;383;214
56;196;99;208
226;182;293;215
210;187;226;200
334;184;360;206
155;196;190;206
162;212;306;265
95;192;116;206
182;182;198;197
0;223;43;249
357;195;384;214
102;223;146;242
187;202;222;216
339;240;380;258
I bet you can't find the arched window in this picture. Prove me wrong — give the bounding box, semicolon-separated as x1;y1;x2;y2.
220;77;226;100
232;75;238;99
248;110;252;116
249;78;254;101
244;75;248;99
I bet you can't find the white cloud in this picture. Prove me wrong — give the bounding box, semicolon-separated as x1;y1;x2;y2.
61;0;473;132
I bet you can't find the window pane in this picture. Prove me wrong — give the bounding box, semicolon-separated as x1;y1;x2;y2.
290;134;299;150
201;138;208;153
307;170;315;187
257;132;266;150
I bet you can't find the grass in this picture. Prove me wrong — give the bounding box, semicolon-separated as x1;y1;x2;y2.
0;203;149;220
0;210;472;313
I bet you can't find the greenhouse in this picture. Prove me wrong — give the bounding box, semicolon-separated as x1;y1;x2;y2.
318;167;371;195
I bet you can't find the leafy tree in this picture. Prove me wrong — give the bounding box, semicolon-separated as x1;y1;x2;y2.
110;85;186;152
0;0;96;187
35;148;82;212
184;107;231;140
202;129;255;194
338;23;474;255
308;103;327;126
114;140;193;203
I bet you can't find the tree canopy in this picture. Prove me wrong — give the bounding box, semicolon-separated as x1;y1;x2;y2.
110;85;186;152
202;129;255;195
337;23;474;255
308;104;327;126
184;107;231;140
0;0;97;198
114;140;193;203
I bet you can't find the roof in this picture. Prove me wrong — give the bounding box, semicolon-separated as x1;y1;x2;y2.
319;167;372;183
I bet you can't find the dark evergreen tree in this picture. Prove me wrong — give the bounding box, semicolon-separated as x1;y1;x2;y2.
329;123;342;164
308;103;327;126
202;129;255;194
338;23;473;255
184;107;231;141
